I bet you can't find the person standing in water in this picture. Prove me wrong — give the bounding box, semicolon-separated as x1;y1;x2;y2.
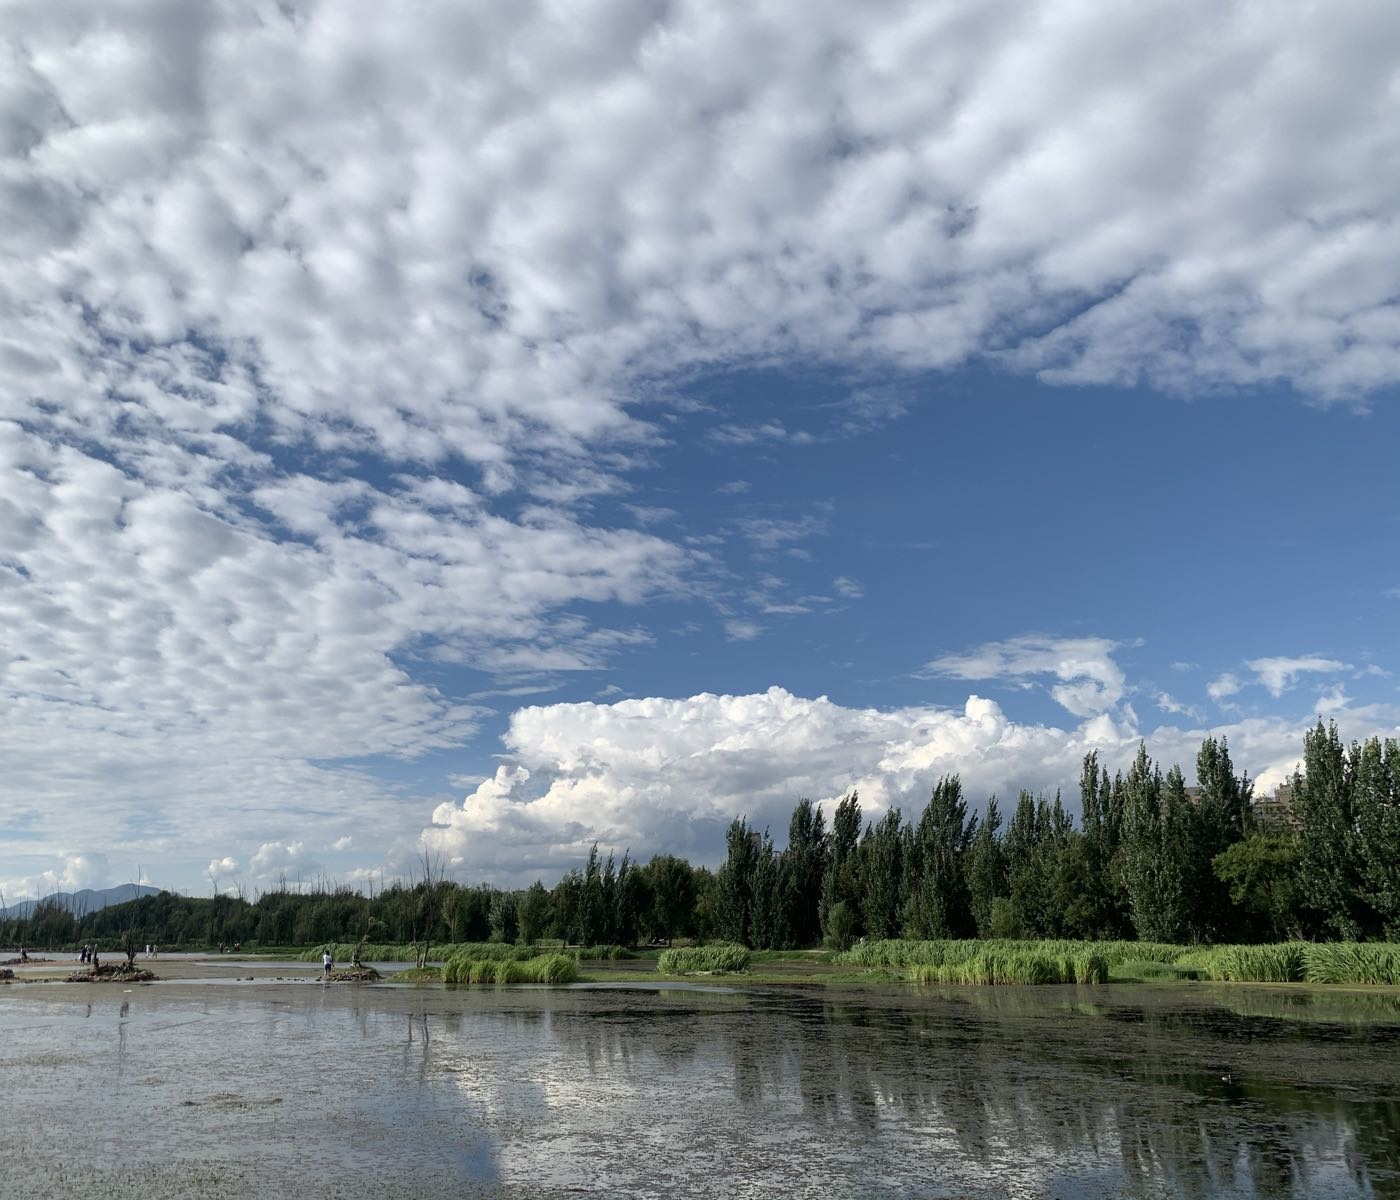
322;949;333;978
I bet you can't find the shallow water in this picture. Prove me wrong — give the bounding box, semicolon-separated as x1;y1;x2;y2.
2;978;1397;1199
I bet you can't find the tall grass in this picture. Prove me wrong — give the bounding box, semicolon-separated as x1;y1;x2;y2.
837;939;1160;973
576;944;638;960
1178;943;1306;983
1301;943;1400;986
443;951;578;985
838;938;1400;987
657;943;750;974
301;942;541;964
902;948;1107;986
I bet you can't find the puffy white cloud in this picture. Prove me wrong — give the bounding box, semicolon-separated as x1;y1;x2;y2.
249;840;320;888
424;685;1400;881
923;635;1127;717
1207;672;1243;702
1247;655;1351;697
206;856;240;877
0;852;111;905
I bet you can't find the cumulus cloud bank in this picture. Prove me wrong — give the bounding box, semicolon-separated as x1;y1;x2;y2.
424;683;1400;882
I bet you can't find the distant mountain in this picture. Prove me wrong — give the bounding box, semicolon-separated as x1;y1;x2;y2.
0;883;161;919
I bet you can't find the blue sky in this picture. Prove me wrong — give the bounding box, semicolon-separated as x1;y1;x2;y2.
1;0;1397;899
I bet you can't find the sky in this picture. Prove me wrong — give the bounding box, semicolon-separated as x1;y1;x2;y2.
1;0;1398;901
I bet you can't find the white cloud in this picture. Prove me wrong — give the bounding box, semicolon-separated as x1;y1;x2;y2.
424;685;1400;882
1207;672;1243;702
1153;691;1199;720
0;852;111;905
832;576;864;600
249;841;320;888
924;635;1126;717
2;1;1397;889
1316;685;1349;715
206;856;240;877
723;619;764;642
1247;655;1351;697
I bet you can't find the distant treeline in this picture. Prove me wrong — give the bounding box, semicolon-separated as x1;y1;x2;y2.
5;722;1396;952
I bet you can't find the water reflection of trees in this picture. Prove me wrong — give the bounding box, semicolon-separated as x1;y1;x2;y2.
539;989;1397;1198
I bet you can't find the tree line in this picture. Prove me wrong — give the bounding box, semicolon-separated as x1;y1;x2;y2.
4;722;1395;953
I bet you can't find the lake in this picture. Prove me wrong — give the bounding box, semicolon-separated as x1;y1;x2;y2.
2;966;1397;1198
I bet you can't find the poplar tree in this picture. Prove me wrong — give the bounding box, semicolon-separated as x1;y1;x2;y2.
905;775;972;939
820;792;862;941
860;808;905;939
1188;736;1252;940
1352;736;1400;937
785;799;827;945
1119;746;1190;942
715;818;757;944
1293;721;1366;940
965;797;1005;937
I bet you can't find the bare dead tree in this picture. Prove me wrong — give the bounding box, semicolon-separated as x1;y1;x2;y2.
410;847;446;970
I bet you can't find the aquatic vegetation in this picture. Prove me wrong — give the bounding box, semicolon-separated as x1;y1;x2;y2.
443;951;579;985
1180;943;1306;983
576;944;639;960
657;943;750;974
904;948;1107;986
301;941;539;964
1300;942;1400;986
838;939;1165;973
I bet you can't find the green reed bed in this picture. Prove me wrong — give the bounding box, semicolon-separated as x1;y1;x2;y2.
576;944;639;960
657;943;750;975
900;948;1107;986
837;939;1161;974
1178;943;1306;983
302;941;547;964
1301;942;1400;986
443;951;579;985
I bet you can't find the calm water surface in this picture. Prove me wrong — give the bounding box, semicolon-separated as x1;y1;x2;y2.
1;980;1397;1198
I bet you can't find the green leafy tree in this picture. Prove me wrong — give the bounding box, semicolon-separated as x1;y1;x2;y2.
517;881;552;945
904;775;973;939
1212;832;1303;941
784;799;827;945
820;792;862;942
965;798;1004;938
715;818;758;945
1292;722;1367;939
1354;736;1400;937
488;889;518;944
1119;746;1191;943
646;854;697;944
1187;736;1253;940
860;808;906;939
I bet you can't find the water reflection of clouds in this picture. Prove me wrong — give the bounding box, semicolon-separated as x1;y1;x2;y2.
415;990;1396;1198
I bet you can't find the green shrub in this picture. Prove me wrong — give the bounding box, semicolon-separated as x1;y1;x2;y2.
657;943;750;974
